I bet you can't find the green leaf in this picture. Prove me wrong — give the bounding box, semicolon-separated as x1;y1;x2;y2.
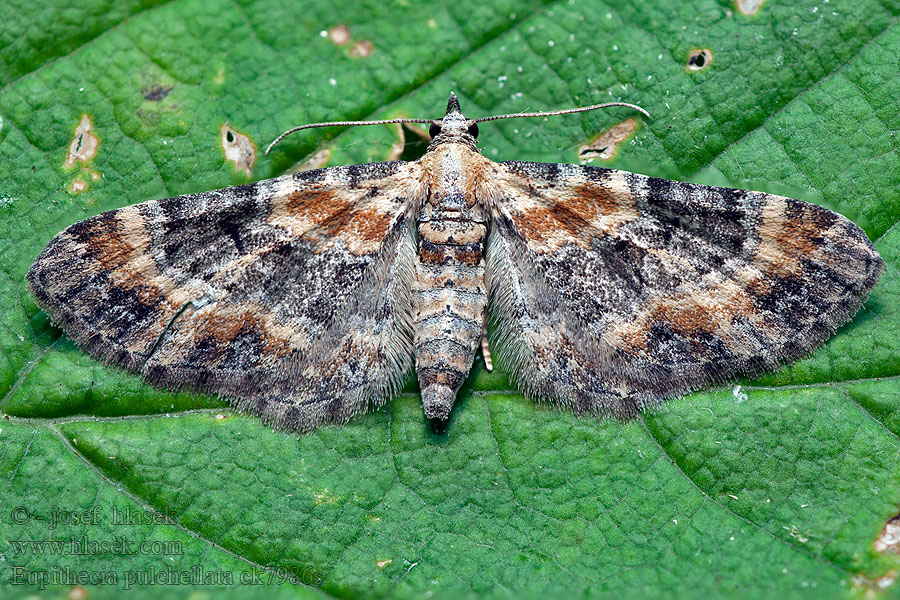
2;0;899;598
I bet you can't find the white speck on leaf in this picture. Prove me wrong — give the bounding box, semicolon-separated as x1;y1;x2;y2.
784;525;809;543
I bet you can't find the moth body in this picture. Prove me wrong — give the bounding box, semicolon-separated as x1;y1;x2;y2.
413;142;489;420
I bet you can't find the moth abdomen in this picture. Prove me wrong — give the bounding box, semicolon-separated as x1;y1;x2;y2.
412;217;488;421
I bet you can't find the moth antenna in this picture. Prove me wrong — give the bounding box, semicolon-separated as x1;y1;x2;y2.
265;117;437;155
473;102;650;124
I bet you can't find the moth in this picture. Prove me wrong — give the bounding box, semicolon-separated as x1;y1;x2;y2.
27;93;884;431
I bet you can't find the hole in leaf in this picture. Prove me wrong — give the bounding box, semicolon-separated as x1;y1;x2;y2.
687;49;713;71
220;124;256;177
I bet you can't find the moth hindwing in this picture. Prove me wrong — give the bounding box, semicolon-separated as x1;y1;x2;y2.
27;93;884;431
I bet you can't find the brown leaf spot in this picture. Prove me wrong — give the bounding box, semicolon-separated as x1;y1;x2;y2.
65;115;99;168
220;124;256;177
735;0;765;15
69;179;88;193
579;118;638;161
687;49;713;72
350;40;374;58
142;84;172;101
328;25;351;45
876;515;900;554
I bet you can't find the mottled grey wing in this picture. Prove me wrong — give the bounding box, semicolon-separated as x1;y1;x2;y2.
485;161;884;417
27;161;421;431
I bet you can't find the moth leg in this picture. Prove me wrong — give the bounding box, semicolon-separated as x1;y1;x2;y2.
480;325;493;372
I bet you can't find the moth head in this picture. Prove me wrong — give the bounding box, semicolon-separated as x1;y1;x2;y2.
428;92;480;148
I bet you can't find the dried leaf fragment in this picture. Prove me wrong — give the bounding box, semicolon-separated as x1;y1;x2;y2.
65;115;99;168
579;118;638;161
